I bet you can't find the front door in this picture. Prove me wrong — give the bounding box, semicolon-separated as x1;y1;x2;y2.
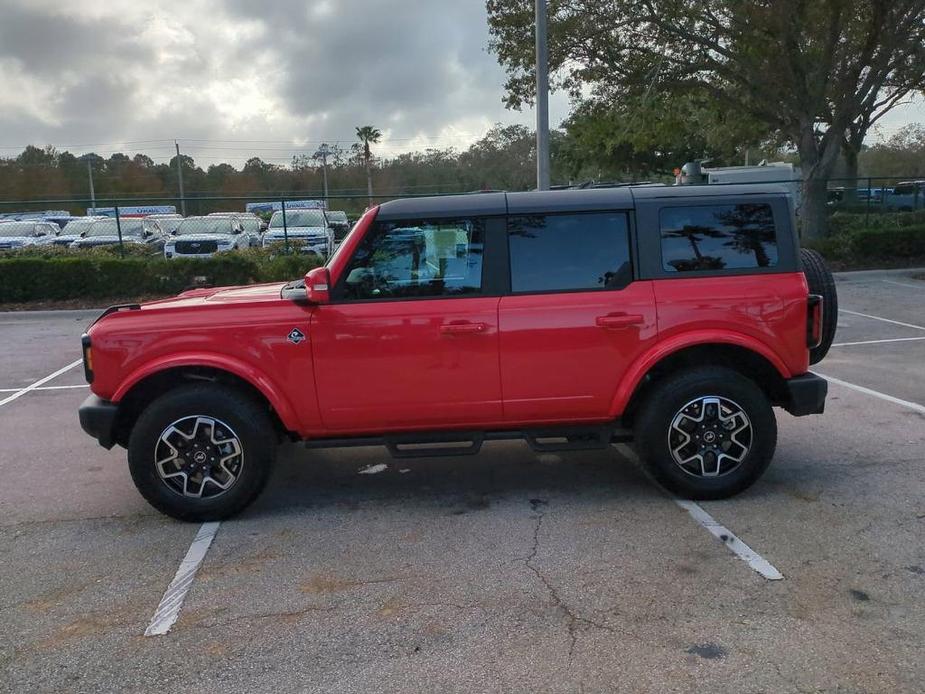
311;216;502;432
499;211;658;422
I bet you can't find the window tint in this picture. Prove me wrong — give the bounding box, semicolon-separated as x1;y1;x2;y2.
341;219;484;300
660;204;778;273
508;212;631;293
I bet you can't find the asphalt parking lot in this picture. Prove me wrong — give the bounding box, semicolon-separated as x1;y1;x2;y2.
1;268;924;694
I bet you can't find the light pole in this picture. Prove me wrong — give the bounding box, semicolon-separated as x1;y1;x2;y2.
314;143;331;201
535;0;551;190
175;141;186;216
87;159;96;213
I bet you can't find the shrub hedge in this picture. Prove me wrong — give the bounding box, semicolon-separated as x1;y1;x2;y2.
0;250;322;303
827;209;925;235
805;223;925;264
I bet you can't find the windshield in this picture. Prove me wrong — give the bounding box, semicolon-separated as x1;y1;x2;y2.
269;209;325;228
154;217;183;233
0;222;37;237
86;219;147;237
62;219;99;235
175;218;235;236
327;211;348;223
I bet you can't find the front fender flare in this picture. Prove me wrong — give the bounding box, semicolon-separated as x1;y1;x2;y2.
609;331;793;417
111;352;300;432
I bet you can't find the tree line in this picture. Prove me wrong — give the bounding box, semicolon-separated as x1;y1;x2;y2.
487;0;925;238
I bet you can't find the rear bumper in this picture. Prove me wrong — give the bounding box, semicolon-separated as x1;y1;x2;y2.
782;373;827;416
78;395;119;449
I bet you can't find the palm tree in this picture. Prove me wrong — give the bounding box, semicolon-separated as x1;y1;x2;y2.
355;126;382;207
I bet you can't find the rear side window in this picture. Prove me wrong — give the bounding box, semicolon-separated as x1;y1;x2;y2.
659;203;778;272
508;212;632;293
341;219;484;300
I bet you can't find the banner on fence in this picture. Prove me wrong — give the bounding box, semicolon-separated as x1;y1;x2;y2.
88;205;177;218
245;200;325;215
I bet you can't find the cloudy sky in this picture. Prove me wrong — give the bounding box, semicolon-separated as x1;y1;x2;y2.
0;0;920;168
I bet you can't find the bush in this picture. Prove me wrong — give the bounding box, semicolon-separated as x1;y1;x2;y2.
805;223;925;266
0;250;322;303
828;209;925;235
848;225;925;259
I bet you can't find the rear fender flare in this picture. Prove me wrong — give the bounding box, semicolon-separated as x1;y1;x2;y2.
609;331;792;417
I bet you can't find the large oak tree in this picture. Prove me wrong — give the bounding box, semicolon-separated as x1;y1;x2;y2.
487;0;925;237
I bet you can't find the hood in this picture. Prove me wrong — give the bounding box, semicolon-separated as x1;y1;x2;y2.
264;226;327;238
167;234;236;244
137;282;288;311
0;237;31;247
51;234;81;244
74;236;144;246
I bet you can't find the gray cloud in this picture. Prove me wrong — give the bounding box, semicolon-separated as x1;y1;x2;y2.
0;0;572;166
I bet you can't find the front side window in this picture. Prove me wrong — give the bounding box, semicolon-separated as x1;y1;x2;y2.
659;204;778;273
508;212;632;293
341;219;484;301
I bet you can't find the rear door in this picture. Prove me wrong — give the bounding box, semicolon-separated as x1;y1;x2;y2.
311;216;504;432
498;211;658;422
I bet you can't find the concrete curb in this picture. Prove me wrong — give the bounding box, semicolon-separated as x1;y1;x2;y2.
834;267;925;278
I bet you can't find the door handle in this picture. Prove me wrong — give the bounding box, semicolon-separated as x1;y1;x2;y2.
440;322;488;335
596;314;644;329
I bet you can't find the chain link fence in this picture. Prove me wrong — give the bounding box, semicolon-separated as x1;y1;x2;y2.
0;177;923;257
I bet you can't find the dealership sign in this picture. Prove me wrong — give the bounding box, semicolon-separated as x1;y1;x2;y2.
89;205;177;217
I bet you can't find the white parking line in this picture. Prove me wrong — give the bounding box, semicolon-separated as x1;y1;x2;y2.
0;384;88;393
815;372;925;415
0;359;82;408
145;522;221;637
674;499;784;580
838;308;925;332
615;444;783;580
831;336;925;347
883;279;925;291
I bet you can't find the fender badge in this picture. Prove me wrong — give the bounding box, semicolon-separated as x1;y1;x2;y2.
287;328;306;344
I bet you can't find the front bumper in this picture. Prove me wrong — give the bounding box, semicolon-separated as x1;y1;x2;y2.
78;395;119;449
782;373;827;416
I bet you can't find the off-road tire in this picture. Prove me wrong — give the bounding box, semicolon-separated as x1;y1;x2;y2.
800;248;838;364
633;367;777;500
128;384;277;522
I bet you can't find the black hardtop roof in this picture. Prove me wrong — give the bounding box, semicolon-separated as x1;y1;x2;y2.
375;183;793;221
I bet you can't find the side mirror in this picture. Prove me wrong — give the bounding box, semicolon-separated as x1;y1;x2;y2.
304;266;330;304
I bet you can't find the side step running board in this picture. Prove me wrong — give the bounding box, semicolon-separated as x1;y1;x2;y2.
523;425;630;452
385;432;484;459
304;424;633;458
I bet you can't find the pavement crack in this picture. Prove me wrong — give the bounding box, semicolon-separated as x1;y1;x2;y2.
522;507;617;666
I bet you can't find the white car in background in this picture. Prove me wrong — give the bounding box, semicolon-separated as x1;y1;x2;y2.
164;216;250;259
0;220;61;250
69;218;165;251
53;216;109;247
262;208;332;257
206;212;263;246
147;213;185;236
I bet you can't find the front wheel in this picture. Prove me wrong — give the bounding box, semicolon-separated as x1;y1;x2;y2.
633;367;777;499
128;384;277;521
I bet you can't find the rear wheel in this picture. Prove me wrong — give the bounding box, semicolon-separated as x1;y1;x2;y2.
801;248;838;364
633;367;777;499
128;384;277;522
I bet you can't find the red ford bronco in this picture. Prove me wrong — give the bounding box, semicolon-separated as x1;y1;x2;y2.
78;185;835;521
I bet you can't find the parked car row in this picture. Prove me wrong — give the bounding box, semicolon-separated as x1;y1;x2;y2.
828;181;925;209
0;208;354;259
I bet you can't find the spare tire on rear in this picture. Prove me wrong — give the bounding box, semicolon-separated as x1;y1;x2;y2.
800;248;838;364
